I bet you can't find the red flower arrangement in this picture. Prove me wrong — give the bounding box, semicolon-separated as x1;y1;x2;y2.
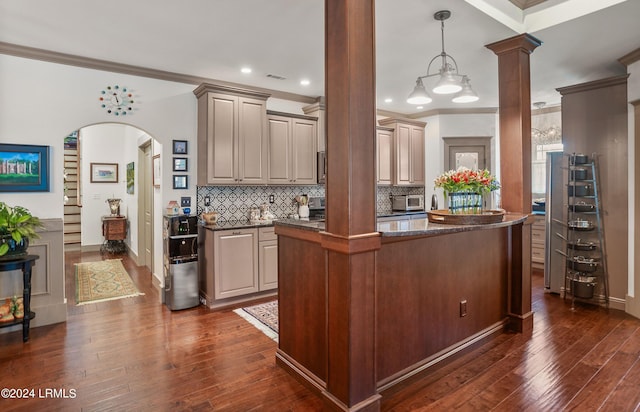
434;167;500;195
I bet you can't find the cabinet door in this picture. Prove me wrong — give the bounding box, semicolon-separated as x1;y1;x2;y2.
376;128;393;185
291;118;317;184
206;93;237;184
267;115;292;184
395;123;412;185
213;229;258;299
409;125;425;185
238;97;268;184
259;240;278;291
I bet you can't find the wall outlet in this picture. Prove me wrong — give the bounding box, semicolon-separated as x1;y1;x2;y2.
460;299;467;317
269;194;275;204
181;197;191;207
204;195;211;206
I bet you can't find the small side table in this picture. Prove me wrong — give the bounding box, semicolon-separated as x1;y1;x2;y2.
0;255;39;342
101;215;128;254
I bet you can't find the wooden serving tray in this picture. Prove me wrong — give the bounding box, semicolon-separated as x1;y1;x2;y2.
426;209;505;225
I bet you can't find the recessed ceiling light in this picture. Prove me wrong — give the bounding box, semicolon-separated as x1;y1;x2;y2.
384;98;393;103
300;79;310;86
241;67;252;74
416;106;424;109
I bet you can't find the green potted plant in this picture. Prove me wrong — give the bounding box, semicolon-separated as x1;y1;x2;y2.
0;202;43;260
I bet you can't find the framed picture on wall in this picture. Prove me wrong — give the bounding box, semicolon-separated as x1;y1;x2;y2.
0;143;51;192
172;157;188;172
172;140;187;154
173;175;188;189
126;162;135;194
90;162;118;183
152;154;161;188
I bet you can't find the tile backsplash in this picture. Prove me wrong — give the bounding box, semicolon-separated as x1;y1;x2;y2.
197;185;425;221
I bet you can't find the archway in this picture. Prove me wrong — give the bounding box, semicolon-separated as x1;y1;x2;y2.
62;122;161;275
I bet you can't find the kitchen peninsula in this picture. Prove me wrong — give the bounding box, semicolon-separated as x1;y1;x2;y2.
274;213;532;399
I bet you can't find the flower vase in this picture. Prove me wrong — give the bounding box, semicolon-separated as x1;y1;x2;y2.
298;205;310;218
447;192;483;214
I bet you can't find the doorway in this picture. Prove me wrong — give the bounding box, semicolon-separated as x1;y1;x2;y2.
62;123;159;275
443;136;492;172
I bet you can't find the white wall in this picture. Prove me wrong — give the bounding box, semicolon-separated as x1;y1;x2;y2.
417;112;499;209
0;54;197;285
80;124;127;246
78;124;150;255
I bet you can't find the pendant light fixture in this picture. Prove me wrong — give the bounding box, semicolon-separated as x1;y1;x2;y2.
407;10;479;105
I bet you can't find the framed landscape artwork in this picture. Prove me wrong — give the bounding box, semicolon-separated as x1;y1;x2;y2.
126;162;134;194
0;143;50;192
153;154;161;188
90;163;118;183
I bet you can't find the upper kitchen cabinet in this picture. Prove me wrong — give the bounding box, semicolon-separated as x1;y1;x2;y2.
376;126;394;185
378;117;426;186
194;83;270;185
267;111;318;185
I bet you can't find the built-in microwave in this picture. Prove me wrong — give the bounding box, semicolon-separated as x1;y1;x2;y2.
392;195;425;211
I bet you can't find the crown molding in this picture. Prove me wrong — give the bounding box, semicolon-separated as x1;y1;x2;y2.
0;41;316;104
618;48;640;67
556;74;629;96
508;0;548;10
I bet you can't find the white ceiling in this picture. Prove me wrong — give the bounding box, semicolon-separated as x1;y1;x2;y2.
1;0;638;114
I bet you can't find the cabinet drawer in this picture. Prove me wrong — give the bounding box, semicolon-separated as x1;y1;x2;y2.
259;226;277;241
532;246;545;262
532;228;545;243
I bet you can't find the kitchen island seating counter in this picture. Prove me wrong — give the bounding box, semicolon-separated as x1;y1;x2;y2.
274;212;528;236
274;211;534;403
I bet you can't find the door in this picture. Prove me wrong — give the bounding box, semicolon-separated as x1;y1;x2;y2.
376;127;393;185
139;142;153;271
213;229;259;299
267;115;292;184
443;137;492;172
291;118;317;184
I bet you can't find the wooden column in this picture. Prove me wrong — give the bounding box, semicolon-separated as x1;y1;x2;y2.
486;34;541;214
322;0;381;410
486;34;540;333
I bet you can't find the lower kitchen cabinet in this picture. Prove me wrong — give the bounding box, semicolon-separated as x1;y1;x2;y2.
531;214;545;269
258;227;278;291
213;228;259;299
199;225;278;307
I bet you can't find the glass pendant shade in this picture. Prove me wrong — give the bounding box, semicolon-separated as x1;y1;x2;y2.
452;76;479;103
406;78;433;105
432;68;462;94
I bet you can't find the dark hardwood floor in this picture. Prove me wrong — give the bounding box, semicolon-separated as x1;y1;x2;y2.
1;252;639;411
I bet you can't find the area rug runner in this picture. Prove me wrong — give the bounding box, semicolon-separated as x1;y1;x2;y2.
234;300;278;341
75;259;144;305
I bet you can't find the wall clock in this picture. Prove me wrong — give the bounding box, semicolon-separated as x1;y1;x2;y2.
99;85;135;116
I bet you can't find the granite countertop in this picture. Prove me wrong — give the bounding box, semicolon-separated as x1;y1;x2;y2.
274;213;529;237
377;213;528;237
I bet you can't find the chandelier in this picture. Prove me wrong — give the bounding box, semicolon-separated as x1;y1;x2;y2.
407;10;479;105
532;125;562;145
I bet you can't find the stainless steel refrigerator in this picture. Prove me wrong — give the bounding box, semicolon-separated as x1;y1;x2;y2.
545;151;565;293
